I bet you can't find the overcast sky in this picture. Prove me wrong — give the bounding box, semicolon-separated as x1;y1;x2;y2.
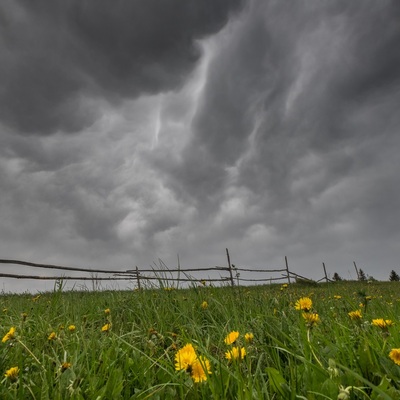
1;0;400;293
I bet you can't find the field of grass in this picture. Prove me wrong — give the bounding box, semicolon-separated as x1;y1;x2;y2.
1;280;400;399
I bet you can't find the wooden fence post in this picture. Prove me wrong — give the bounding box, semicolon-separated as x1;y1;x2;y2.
285;256;291;284
226;248;235;287
136;266;141;290
353;261;359;280
177;254;181;289
322;262;328;282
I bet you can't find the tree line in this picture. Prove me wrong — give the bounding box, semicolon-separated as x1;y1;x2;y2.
332;269;400;282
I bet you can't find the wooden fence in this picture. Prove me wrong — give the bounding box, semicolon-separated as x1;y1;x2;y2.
0;249;333;290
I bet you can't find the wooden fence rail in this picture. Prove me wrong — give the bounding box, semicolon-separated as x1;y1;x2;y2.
0;250;332;289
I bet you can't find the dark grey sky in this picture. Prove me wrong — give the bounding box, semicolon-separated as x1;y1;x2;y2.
1;0;400;292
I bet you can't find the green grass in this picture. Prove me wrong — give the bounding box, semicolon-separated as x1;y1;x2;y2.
1;281;400;399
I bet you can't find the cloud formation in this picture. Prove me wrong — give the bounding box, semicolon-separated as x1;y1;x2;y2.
0;0;243;134
1;0;400;292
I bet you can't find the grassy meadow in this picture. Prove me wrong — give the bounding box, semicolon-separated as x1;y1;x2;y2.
2;280;400;399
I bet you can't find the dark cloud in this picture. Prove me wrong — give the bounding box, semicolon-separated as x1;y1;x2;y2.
152;0;400;277
170;1;400;206
0;0;243;134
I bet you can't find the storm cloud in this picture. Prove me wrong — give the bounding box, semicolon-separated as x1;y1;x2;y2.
1;0;400;292
0;0;243;134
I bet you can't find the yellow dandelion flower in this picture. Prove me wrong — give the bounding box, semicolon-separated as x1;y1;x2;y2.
190;356;212;383
4;366;19;382
48;332;57;341
2;327;16;343
372;319;385;329
61;362;72;372
68;325;76;332
302;312;320;327
201;301;208;310
372;319;394;329
225;346;246;361
334;295;342;300
295;297;312;312
175;343;197;371
104;308;111;315
348;310;362;320
244;332;254;343
101;323;111;332
224;331;239;345
389;348;400;366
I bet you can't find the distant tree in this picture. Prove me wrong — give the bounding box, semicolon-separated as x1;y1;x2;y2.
358;268;367;281
332;272;343;282
389;270;400;282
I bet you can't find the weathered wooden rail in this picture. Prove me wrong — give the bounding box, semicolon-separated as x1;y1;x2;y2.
0;250;332;290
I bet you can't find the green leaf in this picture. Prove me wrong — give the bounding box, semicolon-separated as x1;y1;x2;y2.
371;376;400;400
321;378;339;398
265;367;291;398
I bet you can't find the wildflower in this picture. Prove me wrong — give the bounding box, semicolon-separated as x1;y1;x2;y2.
224;331;239;345
175;344;211;382
328;359;339;378
338;385;353;400
372;319;394;329
348;310;362;320
175;344;197;371
61;362;72;372
333;295;342;300
101;323;111;332
295;297;312;312
302;312;320;327
389;348;400;366
2;327;16;343
225;346;246;361
104;308;111;315
68;325;76;333
48;332;57;341
190;357;212;383
201;301;208;310
245;332;254;343
4;366;19;382
21;312;28;321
